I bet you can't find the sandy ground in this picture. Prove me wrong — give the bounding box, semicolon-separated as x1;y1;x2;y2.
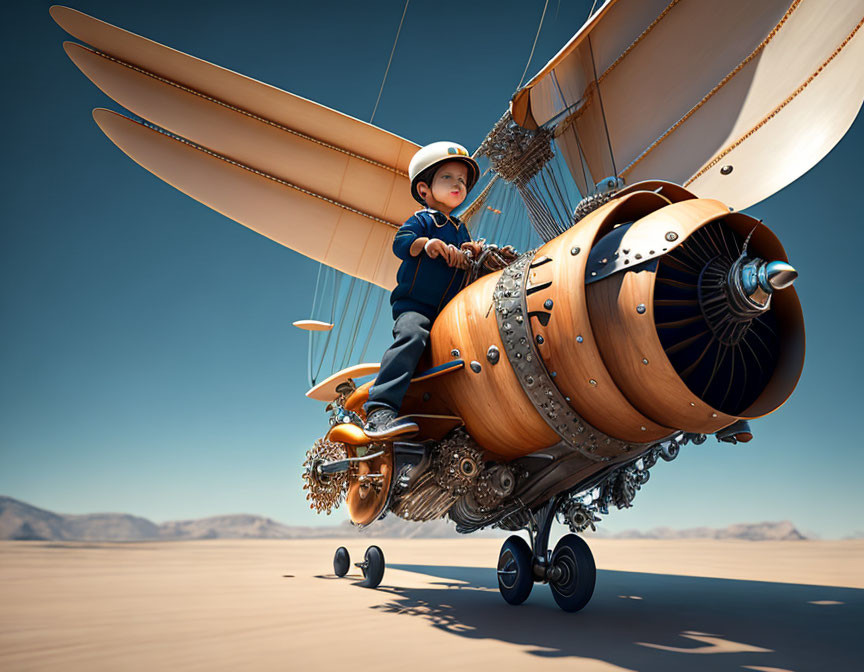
1;538;862;672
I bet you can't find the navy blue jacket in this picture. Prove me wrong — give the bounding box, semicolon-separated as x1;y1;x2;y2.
390;209;471;320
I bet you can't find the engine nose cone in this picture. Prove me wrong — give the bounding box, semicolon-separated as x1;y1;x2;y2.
729;256;799;315
764;260;798;290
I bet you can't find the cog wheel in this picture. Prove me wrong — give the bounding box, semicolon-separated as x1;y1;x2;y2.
432;430;484;496
302;439;349;515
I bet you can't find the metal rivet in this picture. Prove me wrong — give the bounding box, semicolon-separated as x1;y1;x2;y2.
636;304;646;314
486;345;500;364
551;371;557;378
624;259;630;265
635;253;642;260
565;397;571;402
640;426;646;431
589;379;597;386
451;348;460;357
576;335;584;343
544;299;553;309
649;250;654;255
623;248;630;254
642;358;649;365
422;392;430;402
720;165;733;175
665;232;678;242
571;246;581;255
690;402;696;407
591;271;598;276
525;376;534;385
470;361;482;373
711;412;718;418
536;335;544;345
516;315;523;323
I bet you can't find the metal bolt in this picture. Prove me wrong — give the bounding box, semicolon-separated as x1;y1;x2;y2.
642;358;649;365
536;335;544;345
636;304;646;314
576;335;584;343
451;348;460;357
720;165;733;175
571;247;581;255
486;345;500;364
635;253;642;260
544;299;554;309
665;232;678;242
589;379;597;386
640;426;646;431
470;361;482;374
551;371;557;378
711;412;718;418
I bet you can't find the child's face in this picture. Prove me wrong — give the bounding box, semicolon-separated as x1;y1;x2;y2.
421;161;469;211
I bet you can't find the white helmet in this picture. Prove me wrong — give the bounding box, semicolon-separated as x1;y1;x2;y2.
408;141;480;204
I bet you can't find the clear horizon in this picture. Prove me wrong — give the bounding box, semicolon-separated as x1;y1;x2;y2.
2;1;863;539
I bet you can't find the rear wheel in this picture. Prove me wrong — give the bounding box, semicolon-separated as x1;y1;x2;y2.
359;545;385;588
333;546;350;577
497;535;534;605
549;534;596;612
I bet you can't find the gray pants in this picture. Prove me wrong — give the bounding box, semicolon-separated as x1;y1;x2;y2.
365;311;432;414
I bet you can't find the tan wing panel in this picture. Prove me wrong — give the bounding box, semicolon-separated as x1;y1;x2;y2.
62;42;418;227
93;109;400;289
513;0;864;211
51;5;421;286
50;6;419;171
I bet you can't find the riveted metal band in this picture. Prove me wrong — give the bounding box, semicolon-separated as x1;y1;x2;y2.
493;252;635;461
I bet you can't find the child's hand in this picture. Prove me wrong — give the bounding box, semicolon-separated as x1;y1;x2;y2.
424;238;452;262
461;240;484;258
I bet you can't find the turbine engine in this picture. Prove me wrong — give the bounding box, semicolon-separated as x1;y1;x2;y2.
428;183;804;464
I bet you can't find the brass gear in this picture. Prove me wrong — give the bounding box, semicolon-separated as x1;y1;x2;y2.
302;439;349;515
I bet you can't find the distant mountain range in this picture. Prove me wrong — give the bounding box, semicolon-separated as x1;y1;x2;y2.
0;495;809;541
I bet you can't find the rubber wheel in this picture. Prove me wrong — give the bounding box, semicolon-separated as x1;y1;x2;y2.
497;535;534;605
333;546;350;577
359;545;385;588
549;534;596;612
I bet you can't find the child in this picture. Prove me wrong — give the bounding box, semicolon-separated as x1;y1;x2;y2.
363;142;482;439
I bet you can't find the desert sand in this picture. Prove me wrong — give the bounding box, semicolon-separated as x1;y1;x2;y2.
1;538;861;671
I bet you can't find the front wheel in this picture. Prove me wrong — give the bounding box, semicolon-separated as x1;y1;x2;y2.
497;535;534;605
548;534;596;612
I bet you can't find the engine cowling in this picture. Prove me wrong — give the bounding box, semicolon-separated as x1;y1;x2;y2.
428;184;804;460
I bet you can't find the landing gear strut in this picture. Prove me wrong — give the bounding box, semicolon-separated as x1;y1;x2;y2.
496;495;596;612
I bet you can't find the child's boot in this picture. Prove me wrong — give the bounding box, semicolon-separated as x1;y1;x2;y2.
364;407;419;439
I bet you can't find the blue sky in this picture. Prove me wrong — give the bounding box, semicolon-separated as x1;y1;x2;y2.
1;0;863;538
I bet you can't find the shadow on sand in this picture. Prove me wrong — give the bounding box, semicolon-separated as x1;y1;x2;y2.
367;564;862;671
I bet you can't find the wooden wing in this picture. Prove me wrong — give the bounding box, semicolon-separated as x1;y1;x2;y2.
511;0;864;210
51;5;421;289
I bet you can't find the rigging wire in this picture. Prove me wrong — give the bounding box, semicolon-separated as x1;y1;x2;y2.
587;34;618;178
517;0;551;90
307;0;412;384
370;0;411;124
